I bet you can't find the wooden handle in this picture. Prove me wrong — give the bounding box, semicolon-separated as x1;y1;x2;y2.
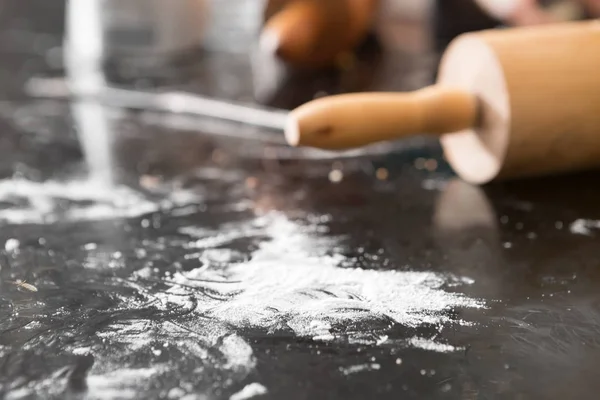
285;85;478;150
261;0;379;68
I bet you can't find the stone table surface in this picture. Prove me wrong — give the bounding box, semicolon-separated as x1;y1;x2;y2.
1;2;600;400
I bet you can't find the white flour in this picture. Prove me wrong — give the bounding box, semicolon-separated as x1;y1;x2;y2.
0;178;199;224
84;316;256;400
569;219;600;236
408;337;461;353
229;383;267;400
339;364;381;375
86;368;160;400
67;210;482;398
175;212;485;347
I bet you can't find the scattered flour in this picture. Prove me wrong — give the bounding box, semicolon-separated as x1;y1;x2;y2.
229;383;268;400
68;210;482;398
4;238;20;251
407;337;461;353
0;178;200;224
174;212;485;348
84;317;256;400
199;260;481;334
339;363;381;375
71;346;92;355
86;368;159;400
569;219;600;236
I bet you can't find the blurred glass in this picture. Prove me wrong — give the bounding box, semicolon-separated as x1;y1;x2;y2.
63;0;209;79
202;0;266;53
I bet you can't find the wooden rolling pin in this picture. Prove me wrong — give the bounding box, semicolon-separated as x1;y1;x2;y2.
285;20;600;184
261;0;379;68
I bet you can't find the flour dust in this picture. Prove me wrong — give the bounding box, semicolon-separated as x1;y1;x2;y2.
0;182;486;399
229;383;268;400
62;209;483;398
173;211;485;348
0;178;200;224
570;219;600;236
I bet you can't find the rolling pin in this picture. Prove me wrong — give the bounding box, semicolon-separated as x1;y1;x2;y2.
261;0;380;68
284;20;600;184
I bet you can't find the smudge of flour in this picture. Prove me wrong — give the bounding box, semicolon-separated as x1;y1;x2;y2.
65;295;256;400
339;363;381;375
86;368;159;400
407;337;461;353
0;178;199;224
229;383;268;400
175;212;485;348
569;219;600;236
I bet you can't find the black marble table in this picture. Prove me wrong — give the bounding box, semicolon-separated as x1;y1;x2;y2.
1;2;600;400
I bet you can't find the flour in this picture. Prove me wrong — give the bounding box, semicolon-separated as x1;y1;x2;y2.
71;346;93;355
82;315;255;399
4;238;20;252
219;334;256;371
569;219;600;236
67;210;483;398
199;261;481;334
86;368;159;400
0;178;200;224
229;383;267;400
407;337;461;353
340;363;381;375
174;212;485;348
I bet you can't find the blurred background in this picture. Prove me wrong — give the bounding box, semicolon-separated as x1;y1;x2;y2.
0;0;516;105
0;0;595;108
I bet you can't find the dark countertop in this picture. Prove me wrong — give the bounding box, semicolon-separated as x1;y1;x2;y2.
2;2;600;400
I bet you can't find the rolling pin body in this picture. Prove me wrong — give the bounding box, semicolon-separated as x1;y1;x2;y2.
439;20;600;183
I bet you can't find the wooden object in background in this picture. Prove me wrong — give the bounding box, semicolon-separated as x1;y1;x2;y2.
261;0;379;68
285;20;600;184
